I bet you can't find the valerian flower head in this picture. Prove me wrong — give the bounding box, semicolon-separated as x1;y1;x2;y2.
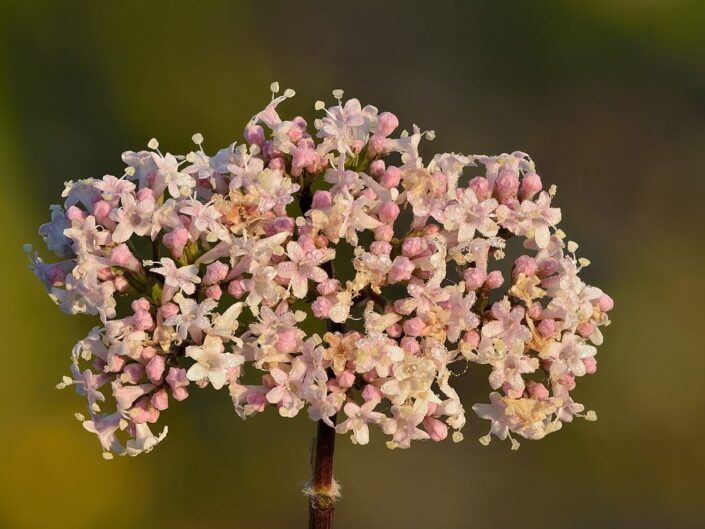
28;84;612;457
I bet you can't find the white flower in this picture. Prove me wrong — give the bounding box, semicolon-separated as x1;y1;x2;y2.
442;188;499;242
111;193;156;243
336;400;386;445
186;335;243;389
146;258;201;296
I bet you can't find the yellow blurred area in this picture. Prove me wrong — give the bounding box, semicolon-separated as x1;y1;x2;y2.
1;2;704;528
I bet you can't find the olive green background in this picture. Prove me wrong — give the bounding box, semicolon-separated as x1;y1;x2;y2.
1;1;704;528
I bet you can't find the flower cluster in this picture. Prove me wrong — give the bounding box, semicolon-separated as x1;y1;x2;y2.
27;84;613;458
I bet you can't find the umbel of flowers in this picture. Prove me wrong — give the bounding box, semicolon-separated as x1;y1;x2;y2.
27;84;613;460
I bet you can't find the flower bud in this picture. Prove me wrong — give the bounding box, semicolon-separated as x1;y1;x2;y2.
597;294;614;312
513;255;538;279
389;256;415;284
402;237;424;258
495;170;519;203
423;416;448;442
381;166;401;188
312;190;332;209
370;159;386;177
370;241;392;256
468;176;490;200
244;124;265;146
464;267;487;291
537;319;556;337
520;172;543;200
204;261;229;285
583;357;598;374
376;112;399;137
374;224;394;242
312;296;332;318
146;355;166;384
379;201;400;224
484;270;504;289
403;317;426;337
205;284;222;300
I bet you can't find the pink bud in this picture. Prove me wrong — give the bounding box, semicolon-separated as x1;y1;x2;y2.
558;373;576;391
227;279;246;299
110;354;126;373
464;267;487;291
129;398;152;424
312;190;332;209
402;237;424;258
597;294;614;312
369;159;386;177
287;118;306;143
389;256;415;284
400;337;420;355
527;302;543;320
268;157;285;172
577;321;595;338
583;357;598;374
110;244;141;272
376;112;399;137
484;270;504;289
122;363;145;384
379;201;400;224
166;367;189;390
403;317;426;337
362;384;383;402
513;255;538;279
538;258;559;278
206;285;222;300
381;166;401;188
520;172;543;200
66;206;86;223
361;187;377;201
244;124;265;146
527;381;550;400
136;188;154;202
374;224;394;242
172;387;189;401
423;416;448;442
370;241;392;256
132;309;154;331
276;328;299;354
93;200;111;220
368;135;387;155
316;279;340;296
159;303;179;319
338;370;356;388
468;177;490;200
146;355;166;384
151;388;169;410
387;323;402;338
495;170;519;203
131;298;151;312
163;227;189;258
204;261;229;285
537;319;556;337
312;296;332;318
140;346;157;362
272;216;295;234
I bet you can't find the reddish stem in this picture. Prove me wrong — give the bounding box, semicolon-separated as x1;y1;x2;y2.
308;415;338;529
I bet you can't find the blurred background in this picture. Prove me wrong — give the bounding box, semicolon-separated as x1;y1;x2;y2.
1;1;704;528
